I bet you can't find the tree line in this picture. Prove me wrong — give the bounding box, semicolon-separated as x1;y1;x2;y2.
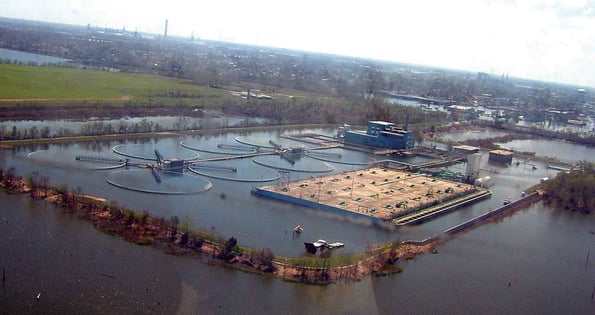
542;161;595;214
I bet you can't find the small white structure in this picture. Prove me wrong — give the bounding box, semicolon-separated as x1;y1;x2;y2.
337;124;351;138
474;176;493;188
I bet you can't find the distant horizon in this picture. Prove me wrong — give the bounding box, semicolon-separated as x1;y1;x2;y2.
1;0;595;88
0;16;587;91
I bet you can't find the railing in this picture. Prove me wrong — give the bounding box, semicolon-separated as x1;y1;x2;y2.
75;155;126;164
189;163;237;172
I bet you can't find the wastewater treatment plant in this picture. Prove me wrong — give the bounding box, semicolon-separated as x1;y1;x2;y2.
28;121;492;228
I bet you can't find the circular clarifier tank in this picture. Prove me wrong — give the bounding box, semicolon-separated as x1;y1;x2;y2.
105;169;212;194
28;149;126;170
112;142;199;161
187;159;280;182
252;155;334;173
180;140;258;155
305;148;376;166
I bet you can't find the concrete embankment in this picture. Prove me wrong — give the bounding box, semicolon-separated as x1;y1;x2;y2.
252;188;380;223
394;189;492;225
404;192;542;246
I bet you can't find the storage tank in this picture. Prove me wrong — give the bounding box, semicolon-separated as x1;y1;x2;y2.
474;176;492;187
466;153;482;181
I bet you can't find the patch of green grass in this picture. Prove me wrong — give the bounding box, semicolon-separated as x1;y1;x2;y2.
0;64;229;104
276;252;365;268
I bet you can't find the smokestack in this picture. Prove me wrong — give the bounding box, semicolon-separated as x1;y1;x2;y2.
164;19;168;38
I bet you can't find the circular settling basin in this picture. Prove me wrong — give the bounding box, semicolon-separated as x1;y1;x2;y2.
180;140;258;155
188;159;280;182
252;155;334;173
28;150;126;170
112;143;199;161
234;135;309;150
106;169;212;194
305;148;376;166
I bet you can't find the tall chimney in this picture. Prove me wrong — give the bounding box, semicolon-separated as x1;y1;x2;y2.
164;19;168;38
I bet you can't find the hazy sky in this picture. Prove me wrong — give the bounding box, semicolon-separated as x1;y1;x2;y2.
2;0;595;87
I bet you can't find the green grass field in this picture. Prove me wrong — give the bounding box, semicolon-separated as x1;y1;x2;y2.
0;64;230;105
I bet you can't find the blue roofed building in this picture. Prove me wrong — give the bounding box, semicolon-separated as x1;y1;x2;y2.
344;120;415;150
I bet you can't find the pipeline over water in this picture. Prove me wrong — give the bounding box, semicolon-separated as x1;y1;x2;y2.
150;167;162;182
180;141;256;155
235;137;275;149
305;153;373;166
197;151;276;162
154;149;164;164
305;151;342;158
189;163;237;172
217;143;258;152
269;140;282;150
75;155;126;164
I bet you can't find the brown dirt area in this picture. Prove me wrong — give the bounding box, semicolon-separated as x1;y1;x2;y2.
260;167;476;220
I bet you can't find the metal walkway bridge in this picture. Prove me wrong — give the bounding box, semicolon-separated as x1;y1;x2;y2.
75;155;127;164
189;163;237;172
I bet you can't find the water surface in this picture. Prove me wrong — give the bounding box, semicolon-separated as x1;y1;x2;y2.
1;127;594;313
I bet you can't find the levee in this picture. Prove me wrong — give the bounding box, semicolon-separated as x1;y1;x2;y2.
403;192;542;245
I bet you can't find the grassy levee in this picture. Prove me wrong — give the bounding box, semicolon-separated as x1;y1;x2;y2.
276;252;366;268
274;241;398;269
0;64;231;105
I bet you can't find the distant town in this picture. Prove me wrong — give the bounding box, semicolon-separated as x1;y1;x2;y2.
0;16;593;146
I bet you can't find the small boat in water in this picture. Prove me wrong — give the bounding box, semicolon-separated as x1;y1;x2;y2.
293;225;304;233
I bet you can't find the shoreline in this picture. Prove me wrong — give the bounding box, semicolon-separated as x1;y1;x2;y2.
0;123;336;148
0;164;542;284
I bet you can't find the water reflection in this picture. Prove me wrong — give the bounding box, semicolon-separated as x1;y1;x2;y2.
0;114;269;138
496;138;595;164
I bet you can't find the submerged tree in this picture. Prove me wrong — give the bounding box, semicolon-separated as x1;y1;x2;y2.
542;161;595;213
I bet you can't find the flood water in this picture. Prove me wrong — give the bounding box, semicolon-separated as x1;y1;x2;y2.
437;129;509;142
496;138;595;164
0;48;70;65
0;114;268;137
1;127;594;314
